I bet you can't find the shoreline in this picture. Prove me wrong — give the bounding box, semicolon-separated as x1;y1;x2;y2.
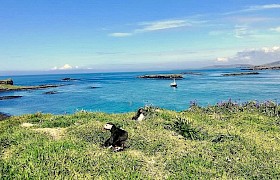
2;99;279;117
0;112;10;120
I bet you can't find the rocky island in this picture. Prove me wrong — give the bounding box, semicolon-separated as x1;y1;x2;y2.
222;72;260;76
61;78;80;81
0;78;62;92
0;78;13;85
138;74;183;79
181;72;202;75
0;95;22;100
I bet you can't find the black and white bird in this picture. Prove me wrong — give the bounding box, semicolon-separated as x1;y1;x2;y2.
103;123;128;151
132;108;146;121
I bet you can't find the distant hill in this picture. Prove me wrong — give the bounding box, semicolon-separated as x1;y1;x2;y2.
254;60;280;70
261;60;280;67
203;64;253;69
204;60;280;70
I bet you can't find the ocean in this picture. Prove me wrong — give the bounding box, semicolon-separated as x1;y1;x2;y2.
1;69;280;115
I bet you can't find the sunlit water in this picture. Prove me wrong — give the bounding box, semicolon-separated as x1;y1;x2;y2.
1;69;280;115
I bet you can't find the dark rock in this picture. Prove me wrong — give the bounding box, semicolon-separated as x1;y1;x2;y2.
181;72;202;75
0;78;13;85
90;86;102;89
62;78;80;81
222;72;259;76
138;74;183;79
240;68;254;70
0;96;22;100
0;112;10;121
44;91;58;95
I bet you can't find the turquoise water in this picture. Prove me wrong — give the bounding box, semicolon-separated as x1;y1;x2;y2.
1;69;280;115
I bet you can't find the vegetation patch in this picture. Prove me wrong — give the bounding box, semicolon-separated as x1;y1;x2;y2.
0;102;280;179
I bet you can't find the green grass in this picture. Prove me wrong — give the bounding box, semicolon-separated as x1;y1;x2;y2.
0;84;29;91
1;105;280;179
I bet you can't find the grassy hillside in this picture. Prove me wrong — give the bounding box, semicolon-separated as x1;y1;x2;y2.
1;101;280;179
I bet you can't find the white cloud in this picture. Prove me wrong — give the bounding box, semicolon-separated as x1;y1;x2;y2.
51;64;79;70
270;26;280;32
261;46;280;53
216;46;280;65
246;4;280;11
108;33;132;37
137;19;190;32
59;64;73;70
51;66;58;70
225;4;280;15
216;57;228;62
235;25;249;38
108;18;194;37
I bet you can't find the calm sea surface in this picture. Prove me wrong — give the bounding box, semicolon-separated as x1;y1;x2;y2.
1;69;280;115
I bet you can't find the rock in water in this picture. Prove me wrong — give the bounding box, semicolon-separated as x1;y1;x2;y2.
0;96;22;100
0;78;13;85
138;74;183;79
0;112;10;121
44;91;58;95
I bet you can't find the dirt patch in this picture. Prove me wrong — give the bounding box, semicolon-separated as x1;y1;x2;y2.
34;128;66;140
21;123;35;127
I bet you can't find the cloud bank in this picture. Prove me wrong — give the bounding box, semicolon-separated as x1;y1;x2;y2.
216;46;280;65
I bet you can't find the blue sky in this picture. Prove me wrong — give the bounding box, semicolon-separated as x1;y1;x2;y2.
1;0;280;73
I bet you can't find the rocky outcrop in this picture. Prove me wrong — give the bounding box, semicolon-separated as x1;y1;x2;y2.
0;78;13;85
62;78;80;81
222;72;259;76
44;91;58;95
0;84;62;92
0;96;22;100
0;112;10;121
181;72;202;75
138;74;183;79
90;86;102;89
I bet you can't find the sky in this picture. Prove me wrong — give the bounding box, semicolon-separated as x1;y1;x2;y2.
0;0;280;74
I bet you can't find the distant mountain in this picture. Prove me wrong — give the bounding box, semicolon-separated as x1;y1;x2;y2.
204;61;280;70
261;61;280;67
203;64;253;69
254;60;280;70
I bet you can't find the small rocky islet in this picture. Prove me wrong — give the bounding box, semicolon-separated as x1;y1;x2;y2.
0;78;62;92
222;72;260;76
0;95;22;100
138;74;183;79
61;77;81;81
0;78;62;100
